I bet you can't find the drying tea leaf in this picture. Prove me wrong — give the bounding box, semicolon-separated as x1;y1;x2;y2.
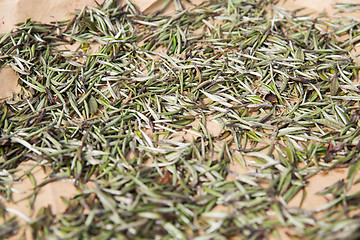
264;92;278;104
89;95;98;115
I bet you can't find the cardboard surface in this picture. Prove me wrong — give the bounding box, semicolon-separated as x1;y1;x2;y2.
0;0;360;239
0;0;99;34
0;66;20;100
5;162;80;239
278;0;338;15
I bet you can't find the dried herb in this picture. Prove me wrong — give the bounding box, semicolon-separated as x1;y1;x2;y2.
1;0;360;239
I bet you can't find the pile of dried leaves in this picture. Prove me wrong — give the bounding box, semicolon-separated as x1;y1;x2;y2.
1;0;360;239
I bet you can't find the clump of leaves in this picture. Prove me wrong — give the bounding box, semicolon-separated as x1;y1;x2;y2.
1;0;360;239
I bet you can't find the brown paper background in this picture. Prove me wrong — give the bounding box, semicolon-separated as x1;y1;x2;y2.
0;0;99;34
1;0;360;239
